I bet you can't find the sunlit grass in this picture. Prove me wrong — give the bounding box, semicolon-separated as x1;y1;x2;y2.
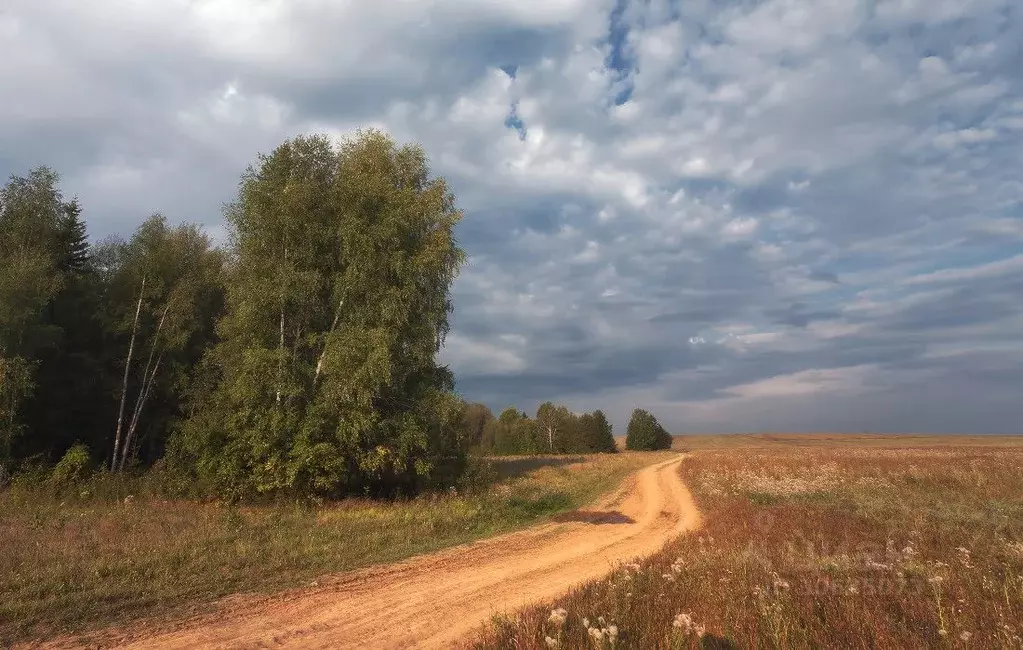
471;439;1023;649
0;451;676;644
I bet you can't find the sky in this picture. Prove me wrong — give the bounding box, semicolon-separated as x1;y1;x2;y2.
3;0;1022;434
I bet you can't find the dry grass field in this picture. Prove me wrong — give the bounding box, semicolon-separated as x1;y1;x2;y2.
0;451;675;645
472;435;1023;649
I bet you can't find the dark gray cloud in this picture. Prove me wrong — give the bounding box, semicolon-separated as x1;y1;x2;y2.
3;0;1023;433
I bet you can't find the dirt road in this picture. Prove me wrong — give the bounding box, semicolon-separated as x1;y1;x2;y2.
56;455;700;649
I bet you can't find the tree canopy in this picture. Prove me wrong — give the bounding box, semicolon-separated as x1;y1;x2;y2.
0;132;637;498
625;408;673;451
471;402;618;456
171;131;466;498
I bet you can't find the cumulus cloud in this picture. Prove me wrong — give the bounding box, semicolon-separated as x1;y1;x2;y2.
3;0;1022;432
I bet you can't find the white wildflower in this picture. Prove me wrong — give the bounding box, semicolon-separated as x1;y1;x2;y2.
672;613;706;638
959;631;972;642
938;628;948;637
545;636;559;648
549;608;568;627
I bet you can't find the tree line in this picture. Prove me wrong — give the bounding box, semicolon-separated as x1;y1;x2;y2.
459;403;673;454
1;130;673;499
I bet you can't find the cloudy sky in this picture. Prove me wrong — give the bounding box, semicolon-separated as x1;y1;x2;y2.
4;0;1022;433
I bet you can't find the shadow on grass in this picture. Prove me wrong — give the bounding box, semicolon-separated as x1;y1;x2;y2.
702;634;740;649
552;510;635;525
489;456;588;480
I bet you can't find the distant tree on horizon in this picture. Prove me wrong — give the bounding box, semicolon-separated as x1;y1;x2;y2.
625;408;672;450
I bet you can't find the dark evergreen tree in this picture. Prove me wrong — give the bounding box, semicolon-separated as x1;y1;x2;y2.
588;409;617;452
625;408;672;450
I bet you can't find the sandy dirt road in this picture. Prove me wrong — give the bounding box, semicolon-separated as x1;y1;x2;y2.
49;455;700;650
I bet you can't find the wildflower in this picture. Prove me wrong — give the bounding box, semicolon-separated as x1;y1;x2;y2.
582;618;590;629
545;636;559;648
662;573;675;582
597;616;606;627
672;613;706;638
607;625;618;640
938;629;948;637
960;631;972;642
549;608;568;627
928;576;944;585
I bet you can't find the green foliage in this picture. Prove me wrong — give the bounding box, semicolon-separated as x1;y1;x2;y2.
482;404;618;456
0;168;77;461
102;215;225;468
460;402;494;450
56;200;90;276
580;409;617;453
625;408;672;450
49;444;92;487
489;407;542;455
0;168;67;355
173;131;466;498
0;356;34;464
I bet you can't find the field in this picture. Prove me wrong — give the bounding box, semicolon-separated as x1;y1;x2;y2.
472;435;1023;649
0;451;675;645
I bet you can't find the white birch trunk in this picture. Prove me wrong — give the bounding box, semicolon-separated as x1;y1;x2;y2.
112;276;145;471
277;244;287;406
313;300;343;388
120;302;168;472
120;352;163;471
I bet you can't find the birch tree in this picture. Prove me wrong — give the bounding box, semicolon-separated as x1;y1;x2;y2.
104;215;224;469
175;131;466;498
0;168;68;464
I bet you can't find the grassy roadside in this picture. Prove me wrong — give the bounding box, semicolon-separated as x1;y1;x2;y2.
471;438;1023;649
0;451;677;644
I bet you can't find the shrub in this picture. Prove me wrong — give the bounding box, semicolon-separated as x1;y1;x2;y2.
49;444;92;486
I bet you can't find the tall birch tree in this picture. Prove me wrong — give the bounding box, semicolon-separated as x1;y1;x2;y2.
175;131;466;498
